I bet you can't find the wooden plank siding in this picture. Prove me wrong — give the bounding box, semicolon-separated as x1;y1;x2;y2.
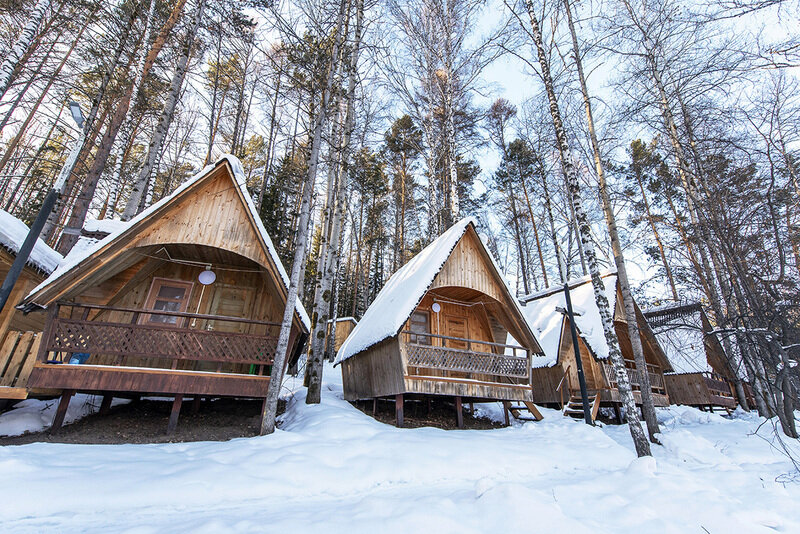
0;330;41;398
341;337;405;400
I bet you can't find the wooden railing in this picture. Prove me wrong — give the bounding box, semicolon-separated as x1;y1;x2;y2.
703;373;734;399
602;362;666;395
38;302;281;372
401;331;532;383
555;364;573;409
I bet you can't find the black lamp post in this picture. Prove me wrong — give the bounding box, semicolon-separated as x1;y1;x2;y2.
0;101;86;315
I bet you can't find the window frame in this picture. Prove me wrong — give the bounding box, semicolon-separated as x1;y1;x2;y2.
142;277;195;325
408;310;431;345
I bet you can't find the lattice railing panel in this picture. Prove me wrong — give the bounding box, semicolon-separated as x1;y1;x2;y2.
406;343;529;378
48;319;277;366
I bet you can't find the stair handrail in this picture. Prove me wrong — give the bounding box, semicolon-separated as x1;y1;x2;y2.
555;364;572;409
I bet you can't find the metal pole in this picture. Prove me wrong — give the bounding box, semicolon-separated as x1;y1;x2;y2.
563;282;593;425
0;125;86;315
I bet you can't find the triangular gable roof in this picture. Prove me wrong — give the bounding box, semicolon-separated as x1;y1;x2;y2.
335;218;542;365
520;272;619;367
519;272;672;371
644;302;739;378
21;155;310;330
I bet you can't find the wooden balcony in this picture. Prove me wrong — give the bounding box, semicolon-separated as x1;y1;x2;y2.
400;331;533;395
601;360;670;406
27;302;281;398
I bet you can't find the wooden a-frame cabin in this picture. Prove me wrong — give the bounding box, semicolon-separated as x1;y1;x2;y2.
16;156;309;432
0;210;62;401
335;218;545;427
644;302;744;411
521;273;672;422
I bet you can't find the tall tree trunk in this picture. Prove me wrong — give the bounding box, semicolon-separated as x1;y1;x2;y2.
524;0;650;456
261;0;349;434
0;25;64;136
56;0;187;254
122;0;205;220
631;159;678;300
307;0;364;403
0;0;51;100
562;0;660;441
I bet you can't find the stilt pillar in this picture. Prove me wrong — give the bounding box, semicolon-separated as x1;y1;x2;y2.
167;394;183;435
50;389;75;433
395;394;404;428
455;396;464;428
99;394;113;415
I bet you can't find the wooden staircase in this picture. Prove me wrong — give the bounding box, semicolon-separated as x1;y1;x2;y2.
502;400;543;423
563;392;601;422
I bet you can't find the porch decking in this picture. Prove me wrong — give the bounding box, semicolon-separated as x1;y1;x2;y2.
400;331;533;401
26;302;286;432
664;371;736;410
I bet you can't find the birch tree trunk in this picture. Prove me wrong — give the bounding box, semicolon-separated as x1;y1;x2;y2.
121;0;205;220
105;0;157;219
40;10;135;242
524;0;651;457
56;0;187;254
562;0;660;441
0;0;50;100
306;0;364;404
260;0;349;434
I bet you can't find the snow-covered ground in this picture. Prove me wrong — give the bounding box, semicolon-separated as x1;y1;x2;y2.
1;364;798;533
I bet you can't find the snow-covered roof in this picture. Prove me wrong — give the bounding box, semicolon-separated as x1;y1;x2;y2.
0;209;62;275
335;218;476;365
518;272;619;367
24;155;310;330
651;324;712;375
82;218;130;236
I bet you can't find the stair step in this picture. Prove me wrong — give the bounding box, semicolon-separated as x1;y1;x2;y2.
515;417;539;422
507;405;528;411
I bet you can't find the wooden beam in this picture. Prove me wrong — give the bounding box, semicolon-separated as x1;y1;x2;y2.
50;389;75;433
455;396;463;428
395;394;403;428
167;394;183;434
99;394;113;415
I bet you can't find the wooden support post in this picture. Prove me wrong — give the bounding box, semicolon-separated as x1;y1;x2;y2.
192;396;201;414
99;394;113;415
469;402;474;413
372;398;377;416
395;394;403;428
50;389;75;433
427;399;432;414
455;396;464;428
167;394;183;435
503;401;510;427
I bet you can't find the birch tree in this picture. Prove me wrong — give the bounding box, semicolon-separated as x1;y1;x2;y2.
121;0;206;220
0;0;51;100
561;0;660;441
521;0;651;456
261;0;349;434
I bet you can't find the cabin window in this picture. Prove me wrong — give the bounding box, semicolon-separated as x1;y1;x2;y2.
409;311;431;345
144;278;194;325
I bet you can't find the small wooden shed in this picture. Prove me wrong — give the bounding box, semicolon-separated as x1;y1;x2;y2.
17;156;310;432
520;273;672;421
335;218;545;427
0;210;63;400
644;302;740;411
326;317;357;353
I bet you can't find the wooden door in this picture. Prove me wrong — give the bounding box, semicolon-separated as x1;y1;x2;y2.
207;284;254;333
445;317;468;350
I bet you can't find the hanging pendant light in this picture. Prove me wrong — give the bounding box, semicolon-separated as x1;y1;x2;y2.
198;265;216;285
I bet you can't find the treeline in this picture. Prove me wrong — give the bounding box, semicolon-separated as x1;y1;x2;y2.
0;0;798;443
